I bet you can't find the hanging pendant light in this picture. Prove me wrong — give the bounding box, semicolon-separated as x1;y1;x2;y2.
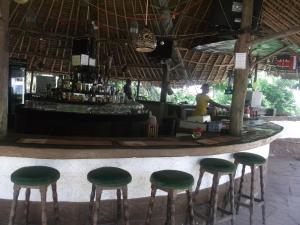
135;0;157;53
14;0;29;4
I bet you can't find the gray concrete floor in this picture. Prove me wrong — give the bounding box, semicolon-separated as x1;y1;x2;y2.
130;154;300;225
11;151;300;225
231;154;300;225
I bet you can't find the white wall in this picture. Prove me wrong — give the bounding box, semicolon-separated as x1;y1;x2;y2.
0;145;269;202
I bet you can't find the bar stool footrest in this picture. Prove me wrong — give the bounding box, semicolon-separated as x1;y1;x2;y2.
194;203;234;222
241;194;264;203
217;207;234;216
238;200;264;209
194;203;210;220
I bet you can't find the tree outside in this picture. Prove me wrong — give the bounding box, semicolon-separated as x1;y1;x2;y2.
256;76;300;115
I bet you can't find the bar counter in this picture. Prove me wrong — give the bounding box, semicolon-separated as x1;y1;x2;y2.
0;121;282;159
0;121;282;225
15;100;148;137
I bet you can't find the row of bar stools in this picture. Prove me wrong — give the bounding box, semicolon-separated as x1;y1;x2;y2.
7;154;266;225
233;152;266;225
87;167;132;225
194;158;237;225
145;170;195;225
8;166;60;225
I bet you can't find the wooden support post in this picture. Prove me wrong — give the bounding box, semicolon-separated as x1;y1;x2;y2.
250;26;300;46
0;0;9;139
159;63;170;121
230;0;254;136
136;80;140;100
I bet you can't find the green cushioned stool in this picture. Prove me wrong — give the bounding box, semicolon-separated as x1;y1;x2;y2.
145;170;195;225
233;152;267;225
194;158;237;225
234;152;266;166
87;167;132;225
8;166;60;225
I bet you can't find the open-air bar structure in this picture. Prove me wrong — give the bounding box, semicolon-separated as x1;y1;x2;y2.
0;0;300;225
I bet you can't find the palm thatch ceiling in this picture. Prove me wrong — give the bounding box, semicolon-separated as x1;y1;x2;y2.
8;0;300;82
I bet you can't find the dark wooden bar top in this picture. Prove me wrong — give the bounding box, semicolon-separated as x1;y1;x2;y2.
0;121;282;159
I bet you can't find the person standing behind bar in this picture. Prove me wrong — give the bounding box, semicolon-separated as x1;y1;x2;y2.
193;83;229;116
123;79;133;100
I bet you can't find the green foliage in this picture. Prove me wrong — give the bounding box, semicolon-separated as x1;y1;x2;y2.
139;82;161;101
256;77;297;115
212;82;232;105
167;90;196;104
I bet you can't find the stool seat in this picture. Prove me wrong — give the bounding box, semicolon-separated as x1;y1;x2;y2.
87;167;132;188
200;158;236;174
11;166;60;186
150;170;194;190
233;152;266;166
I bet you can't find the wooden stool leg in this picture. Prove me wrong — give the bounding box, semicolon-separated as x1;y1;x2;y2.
236;164;246;214
24;188;31;225
209;173;220;225
89;184;96;225
229;174;235;225
187;188;195;225
117;189;122;223
260;165;266;225
40;185;48;225
169;191;177;225
165;192;171;225
249;166;255;225
193;168;204;201
122;186;130;225
8;184;21;225
93;188;103;225
145;185;157;225
51;183;60;225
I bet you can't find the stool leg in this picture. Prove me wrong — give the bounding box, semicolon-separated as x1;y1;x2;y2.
93;188;103;225
229;174;235;225
145;185;157;225
165;192;171;225
117;189;122;223
187;188;195;225
260;165;266;225
169;191;177;225
8;184;21;225
236;164;246;214
122;186;130;225
24;188;31;225
209;173;220;225
51;183;60;225
89;184;96;225
250;165;255;225
193;168;204;201
40;185;48;225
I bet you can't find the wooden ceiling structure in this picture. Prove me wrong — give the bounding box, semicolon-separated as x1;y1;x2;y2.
8;0;300;82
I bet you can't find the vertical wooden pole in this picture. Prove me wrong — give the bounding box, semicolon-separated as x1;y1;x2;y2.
136;80;140;100
230;0;254;136
159;62;170;121
0;0;9;138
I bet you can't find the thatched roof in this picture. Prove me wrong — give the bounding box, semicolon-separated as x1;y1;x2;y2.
8;0;300;82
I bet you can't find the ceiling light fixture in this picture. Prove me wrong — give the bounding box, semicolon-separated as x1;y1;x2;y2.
134;0;157;53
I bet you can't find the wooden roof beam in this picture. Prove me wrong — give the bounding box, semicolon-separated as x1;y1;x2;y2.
250;26;300;46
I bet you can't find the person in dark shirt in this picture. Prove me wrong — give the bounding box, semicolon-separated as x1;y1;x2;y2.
123;79;133;100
